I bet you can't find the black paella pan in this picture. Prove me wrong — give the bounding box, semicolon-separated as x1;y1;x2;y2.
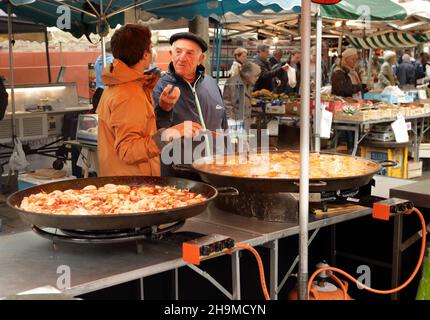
6;176;224;231
174;151;396;193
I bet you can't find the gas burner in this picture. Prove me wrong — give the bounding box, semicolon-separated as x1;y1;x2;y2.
31;220;186;248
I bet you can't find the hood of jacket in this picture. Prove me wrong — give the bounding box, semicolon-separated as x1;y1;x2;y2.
102;59;159;89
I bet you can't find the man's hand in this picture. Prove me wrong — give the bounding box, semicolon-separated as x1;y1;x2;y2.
159;84;181;111
163;121;202;142
282;63;290;72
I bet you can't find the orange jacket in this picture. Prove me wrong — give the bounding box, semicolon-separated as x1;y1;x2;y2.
97;59;163;177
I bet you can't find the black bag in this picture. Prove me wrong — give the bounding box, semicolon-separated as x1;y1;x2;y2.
0;77;8;120
91;87;104;113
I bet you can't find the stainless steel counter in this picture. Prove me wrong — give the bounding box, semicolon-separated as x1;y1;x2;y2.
0;203;372;299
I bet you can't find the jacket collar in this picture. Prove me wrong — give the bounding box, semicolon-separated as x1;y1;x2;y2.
168;62;205;85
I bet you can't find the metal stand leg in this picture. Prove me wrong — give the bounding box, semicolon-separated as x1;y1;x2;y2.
352;125;359;156
232;250;241;300
139;278;144;300
187;264;233;299
174;268;179;300
391;215;403;300
269;240;279;300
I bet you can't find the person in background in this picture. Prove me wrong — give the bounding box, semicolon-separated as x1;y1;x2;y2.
357;50;369;91
223;61;261;131
153;32;227;177
253;44;289;91
370;54;381;88
329;55;340;83
331;48;362;98
97;24;201;177
92;41;114;112
416;52;430;83
377;50;399;89
331;48;362;153
397;54;416;86
285;50;301;95
0;75;8;120
229;47;248;77
269;48;284;68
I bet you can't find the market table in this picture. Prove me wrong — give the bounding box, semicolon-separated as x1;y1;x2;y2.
389;180;430;300
333;113;430;157
0;202;371;300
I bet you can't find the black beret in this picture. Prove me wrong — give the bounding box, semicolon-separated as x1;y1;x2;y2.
169;32;208;53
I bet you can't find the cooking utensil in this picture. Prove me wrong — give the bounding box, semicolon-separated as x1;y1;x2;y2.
7;176;233;231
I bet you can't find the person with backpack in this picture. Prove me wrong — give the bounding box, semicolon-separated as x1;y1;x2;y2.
92;41;114;112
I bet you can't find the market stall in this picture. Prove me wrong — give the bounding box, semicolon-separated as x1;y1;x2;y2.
1;0;429;303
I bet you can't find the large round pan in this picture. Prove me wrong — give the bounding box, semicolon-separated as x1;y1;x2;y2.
175;151;394;193
7;176;219;231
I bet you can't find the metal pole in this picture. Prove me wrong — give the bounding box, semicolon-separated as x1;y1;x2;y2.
7;2;16;140
337;33;343;54
211;26;218;77
59;42;63;67
367;48;373;89
298;0;311;300
314;6;322;152
232;250;241;300
44;29;52;83
216;25;223;83
100;0;106;67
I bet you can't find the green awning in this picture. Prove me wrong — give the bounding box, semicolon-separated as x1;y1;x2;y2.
321;0;407;21
348;32;429;49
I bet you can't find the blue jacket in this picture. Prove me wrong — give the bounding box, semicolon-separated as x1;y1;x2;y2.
153;63;228;177
153;63;228;131
397;61;416;86
94;53;114;89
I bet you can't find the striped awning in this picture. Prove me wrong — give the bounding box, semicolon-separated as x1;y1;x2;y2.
348;32;429;49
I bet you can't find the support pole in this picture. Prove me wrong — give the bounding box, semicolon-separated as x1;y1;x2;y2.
367;48;373;89
210;26;218;76
314;6;322;152
100;0;106;67
337;33;343;55
44;29;52;83
298;0;311;300
216;25;223;83
7;2;16;140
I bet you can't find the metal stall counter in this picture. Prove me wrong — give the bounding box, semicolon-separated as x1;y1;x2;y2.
0;202;371;300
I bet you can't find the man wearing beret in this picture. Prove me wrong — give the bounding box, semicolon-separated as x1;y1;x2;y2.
153;32;228;177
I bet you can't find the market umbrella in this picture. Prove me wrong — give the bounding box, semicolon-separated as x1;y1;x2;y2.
0;0;303;39
321;0;407;21
349;31;430;49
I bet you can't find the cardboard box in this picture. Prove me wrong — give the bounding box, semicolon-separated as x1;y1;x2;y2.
284;102;300;115
266;104;286;114
407;161;422;179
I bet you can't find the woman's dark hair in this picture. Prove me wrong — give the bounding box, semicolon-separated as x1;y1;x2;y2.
111;24;152;67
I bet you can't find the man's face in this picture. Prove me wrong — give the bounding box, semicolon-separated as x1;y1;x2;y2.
274;50;282;61
170;39;204;78
258;48;270;61
291;53;301;64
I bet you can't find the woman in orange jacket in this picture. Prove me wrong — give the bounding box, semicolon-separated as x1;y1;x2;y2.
97;24;201;177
